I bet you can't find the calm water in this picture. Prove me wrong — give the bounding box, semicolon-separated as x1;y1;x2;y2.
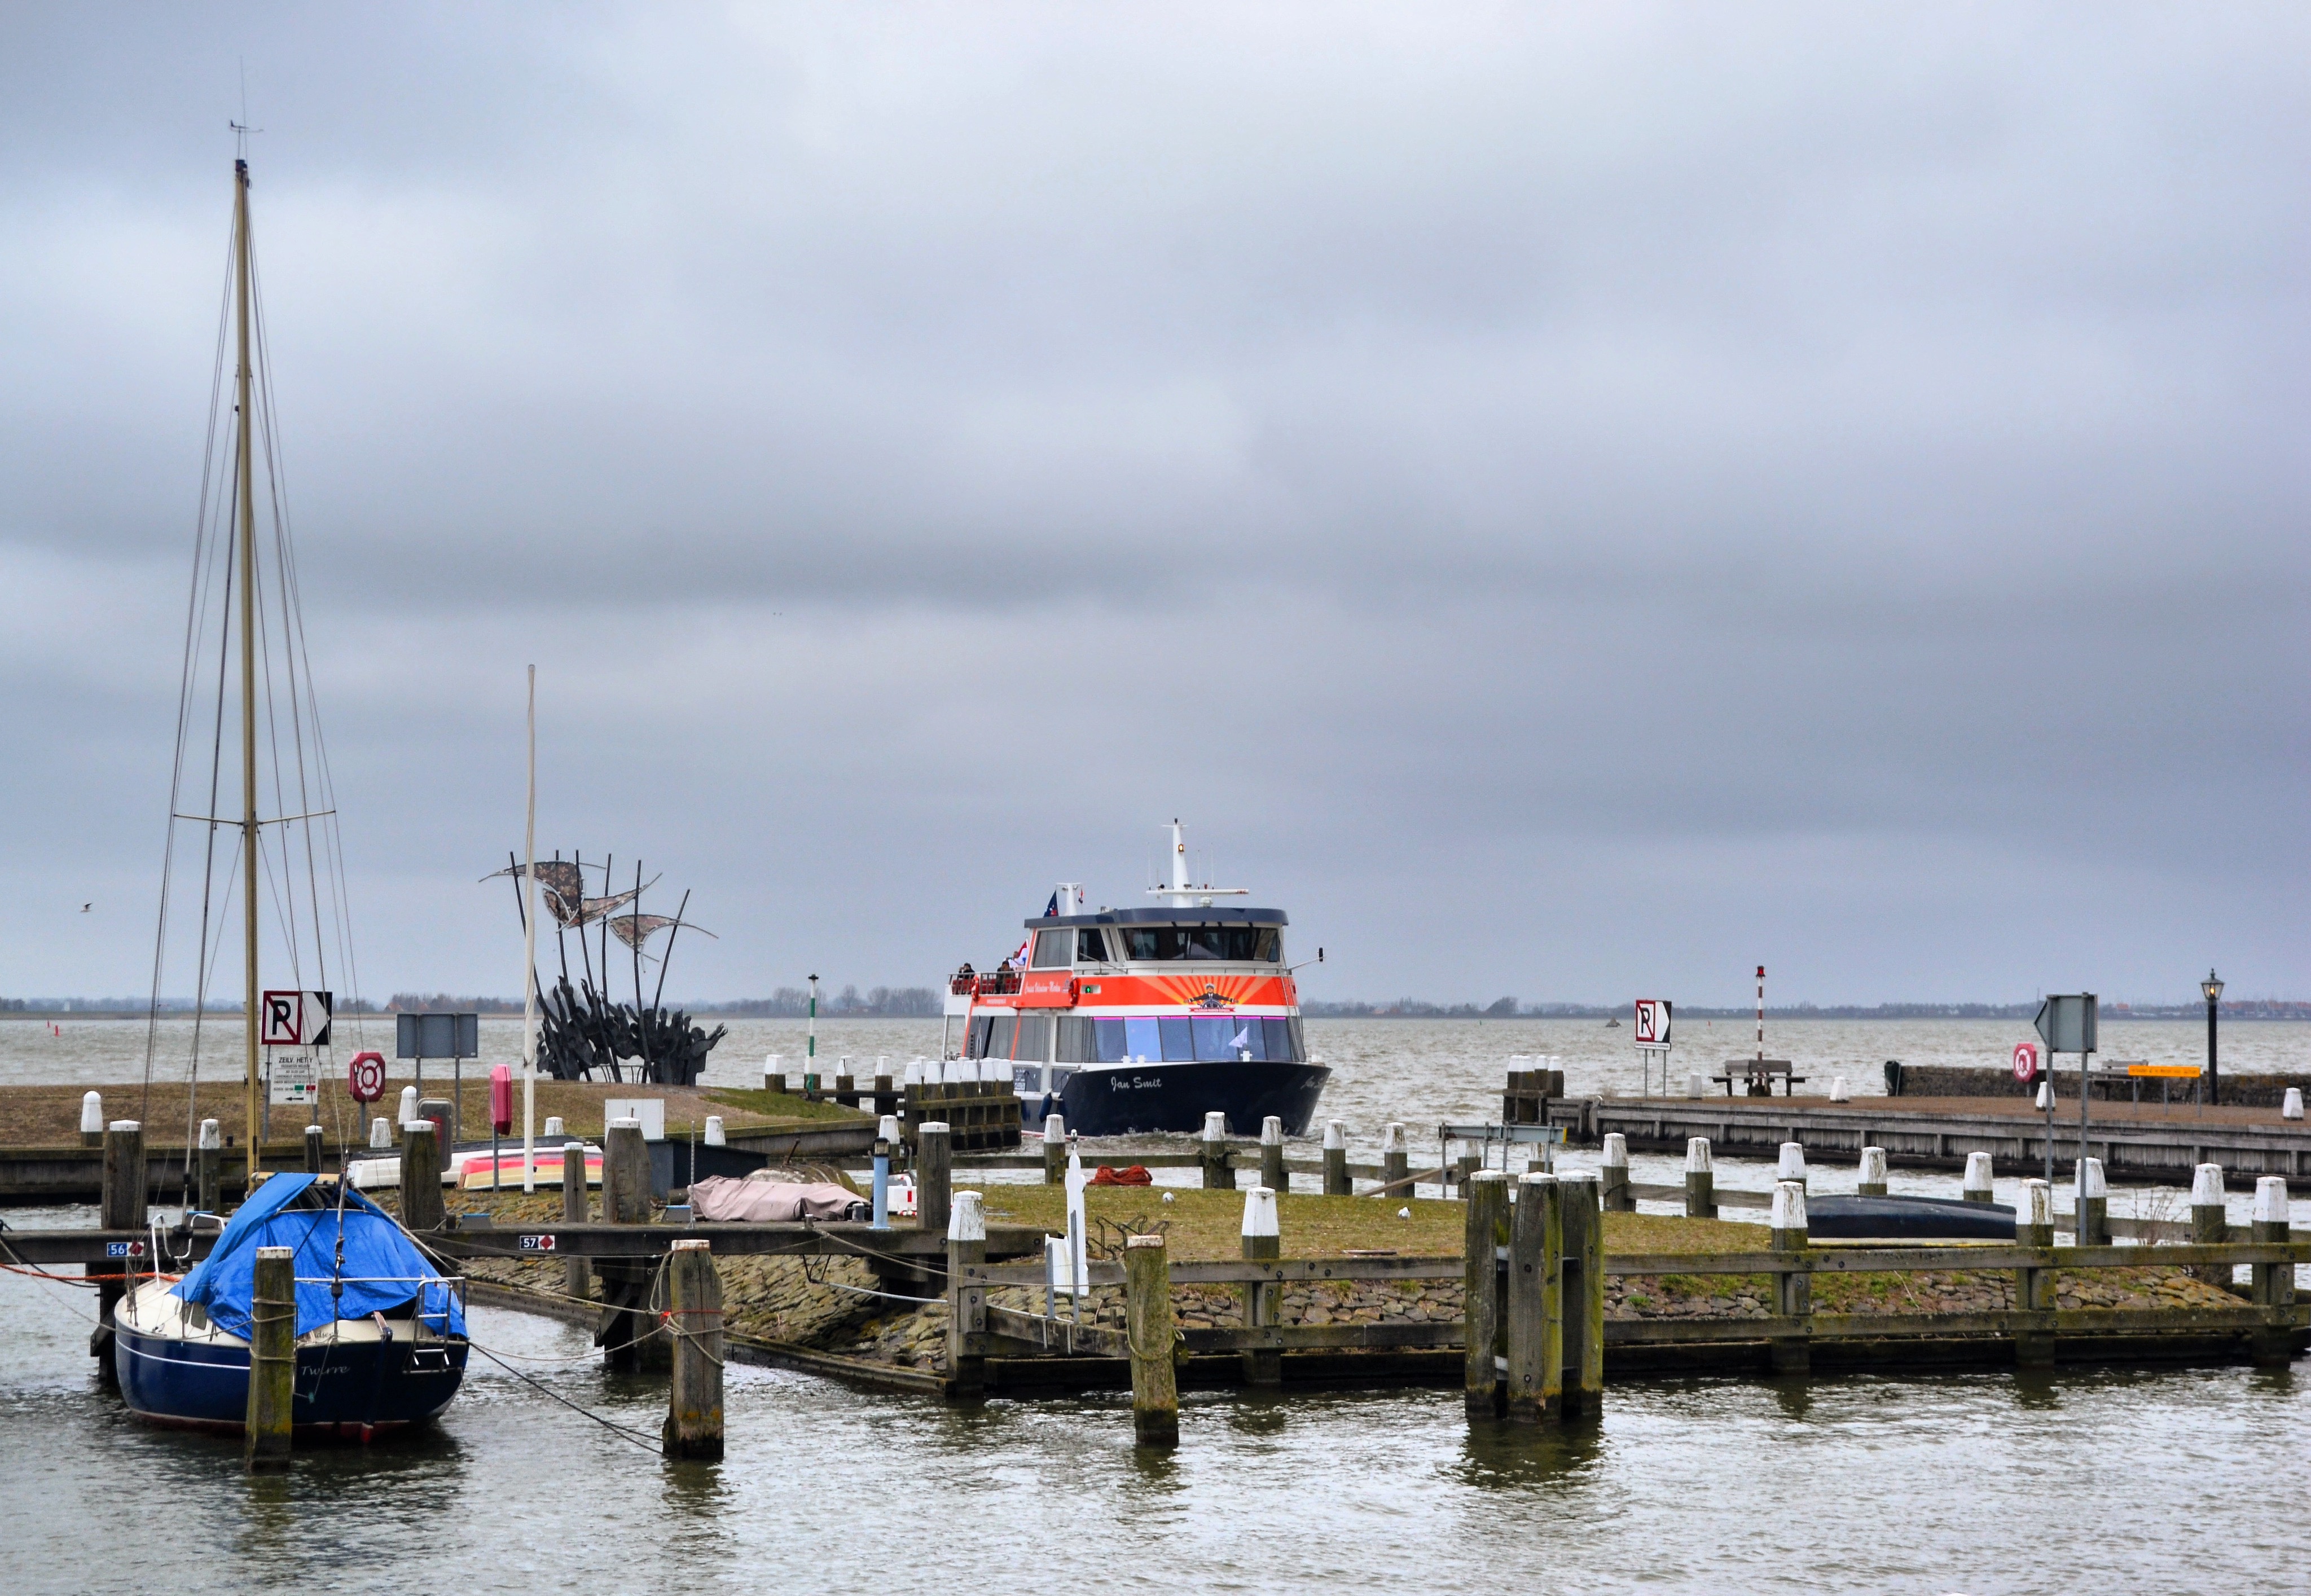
3;1017;2307;1590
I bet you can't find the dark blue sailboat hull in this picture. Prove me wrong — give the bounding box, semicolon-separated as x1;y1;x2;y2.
116;1323;467;1435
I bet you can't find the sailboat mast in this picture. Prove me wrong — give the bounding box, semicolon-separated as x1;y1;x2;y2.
234;157;261;1171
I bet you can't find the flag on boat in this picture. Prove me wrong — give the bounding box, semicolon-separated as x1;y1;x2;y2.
1044;891;1059;916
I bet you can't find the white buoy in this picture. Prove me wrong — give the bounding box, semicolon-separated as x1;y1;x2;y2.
1686;1137;1713;1174
2284;1088;2304;1121
1829;1075;1850;1102
947;1189;985;1242
1962;1150;1995;1200
704;1115;725;1147
2191;1163;2225;1206
543;1115;565;1139
1685;1071;1704;1098
1241;1185;1279;1239
1777;1142;1806;1184
2253;1176;2289;1224
80;1092;103;1137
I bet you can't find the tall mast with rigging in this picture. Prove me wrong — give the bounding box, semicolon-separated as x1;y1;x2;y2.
234;156;261;1171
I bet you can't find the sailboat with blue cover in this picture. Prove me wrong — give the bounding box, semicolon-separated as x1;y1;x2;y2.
113;1174;468;1434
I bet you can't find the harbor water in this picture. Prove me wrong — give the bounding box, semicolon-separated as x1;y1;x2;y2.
3;1017;2304;1592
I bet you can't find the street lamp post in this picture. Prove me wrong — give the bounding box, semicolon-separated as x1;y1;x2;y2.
2201;968;2224;1106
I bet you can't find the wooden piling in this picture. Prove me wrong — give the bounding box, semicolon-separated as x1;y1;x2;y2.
1381;1122;1408;1194
1962;1150;1994;1203
1503;1172;1562;1423
2190;1164;2229;1290
244;1244;296;1472
2250;1176;2295;1366
917;1122;952;1236
303;1123;324;1174
91;1120;144;1364
1600;1133;1634;1212
662;1239;724;1460
1684;1137;1715;1219
944;1190;987;1401
1321;1120;1351;1196
1857;1145;1888;1198
418;1098;454;1173
2014;1179;2057;1366
1559;1171;1604;1418
1768;1181;1809;1375
196;1118;222;1214
400;1122;446;1233
1462;1169;1508;1418
1200;1112;1232;1190
1123;1234;1179;1447
2075;1157;2109;1246
562;1141;591;1302
597;1119;663;1373
1042;1114;1067;1185
1241;1185;1281;1387
604;1119;651;1223
1259;1116;1286;1194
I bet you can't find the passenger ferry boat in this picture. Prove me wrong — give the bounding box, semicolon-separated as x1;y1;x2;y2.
946;824;1329;1137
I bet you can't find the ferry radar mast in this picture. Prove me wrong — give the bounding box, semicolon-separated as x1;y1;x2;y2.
1152;819;1248;911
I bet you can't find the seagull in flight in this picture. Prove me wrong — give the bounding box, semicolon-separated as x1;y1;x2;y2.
81;903;91;913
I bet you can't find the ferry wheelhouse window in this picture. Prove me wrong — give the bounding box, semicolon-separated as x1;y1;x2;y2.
1030;930;1073;969
1119;925;1280;962
1075;929;1111;963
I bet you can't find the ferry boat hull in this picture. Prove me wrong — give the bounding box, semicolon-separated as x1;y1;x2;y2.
1051;1059;1332;1138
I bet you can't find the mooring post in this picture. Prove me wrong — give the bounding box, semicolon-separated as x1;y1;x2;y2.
1381;1122;1408;1194
1768;1181;1810;1375
1322;1120;1351;1196
1259;1116;1286;1193
1503;1171;1561;1423
400;1122;446;1232
605;1118;651;1222
944;1190;987;1401
662;1239;724;1460
562;1140;591;1302
303;1123;324;1175
2190;1163;2230;1290
1042;1113;1068;1185
1857;1145;1888;1198
1962;1151;1994;1203
418;1098;454;1175
91;1119;145;1364
2249;1176;2295;1366
80;1091;103;1148
1598;1133;1633;1211
1684;1137;1715;1219
597;1118;662;1373
917;1121;952;1236
196;1118;222;1214
244;1244;296;1472
1462;1168;1508;1418
1200;1111;1232;1190
2014;1178;2056;1367
1559;1171;1605;1418
1241;1185;1281;1387
2074;1157;2108;1246
1124;1233;1179;1447
1777;1141;1807;1193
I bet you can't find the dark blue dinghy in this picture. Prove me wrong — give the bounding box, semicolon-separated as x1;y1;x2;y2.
115;1174;467;1437
1807;1193;2016;1242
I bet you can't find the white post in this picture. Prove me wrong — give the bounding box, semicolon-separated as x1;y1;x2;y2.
1777;1141;1807;1190
947;1189;985;1243
1242;1185;1279;1243
80;1091;103;1141
521;663;539;1194
1962;1150;1995;1202
704;1115;725;1147
2283;1088;2304;1121
543;1115;565;1139
1685;1071;1704;1098
1857;1145;1888;1196
1829;1074;1850;1102
1064;1149;1089;1298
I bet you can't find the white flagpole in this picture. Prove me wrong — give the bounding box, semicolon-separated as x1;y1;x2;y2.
521;665;540;1193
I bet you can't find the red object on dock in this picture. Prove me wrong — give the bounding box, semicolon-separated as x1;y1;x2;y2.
490;1065;513;1135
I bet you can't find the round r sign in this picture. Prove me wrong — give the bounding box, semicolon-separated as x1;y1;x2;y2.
346;1050;387;1103
2011;1041;2040;1083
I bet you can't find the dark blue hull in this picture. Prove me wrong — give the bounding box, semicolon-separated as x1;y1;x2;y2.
115;1324;467;1435
1052;1060;1331;1137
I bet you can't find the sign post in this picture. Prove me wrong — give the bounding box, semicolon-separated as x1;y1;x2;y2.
2033;994;2098;1190
1633;999;1673;1096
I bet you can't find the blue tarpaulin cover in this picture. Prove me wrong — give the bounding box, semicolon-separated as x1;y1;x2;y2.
172;1173;466;1343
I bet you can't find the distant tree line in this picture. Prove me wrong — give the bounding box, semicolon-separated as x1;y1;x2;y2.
697;986;943;1019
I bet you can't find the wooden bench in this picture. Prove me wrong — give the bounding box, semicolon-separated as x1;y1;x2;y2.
1710;1059;1806;1097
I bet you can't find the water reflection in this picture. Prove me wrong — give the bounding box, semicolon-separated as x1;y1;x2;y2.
1456;1415;1604;1489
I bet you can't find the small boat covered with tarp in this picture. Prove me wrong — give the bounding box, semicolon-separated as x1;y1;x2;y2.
1807;1192;2016;1242
114;1174;468;1436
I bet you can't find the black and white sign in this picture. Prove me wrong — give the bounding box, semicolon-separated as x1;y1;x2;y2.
1633;999;1672;1048
260;989;332;1048
518;1234;558;1252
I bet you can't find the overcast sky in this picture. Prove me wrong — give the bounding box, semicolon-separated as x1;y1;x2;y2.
2;5;2304;1010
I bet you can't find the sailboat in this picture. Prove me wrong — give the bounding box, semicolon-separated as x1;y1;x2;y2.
113;149;467;1432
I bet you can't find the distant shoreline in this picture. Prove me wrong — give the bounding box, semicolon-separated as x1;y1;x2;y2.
6;1007;2304;1024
